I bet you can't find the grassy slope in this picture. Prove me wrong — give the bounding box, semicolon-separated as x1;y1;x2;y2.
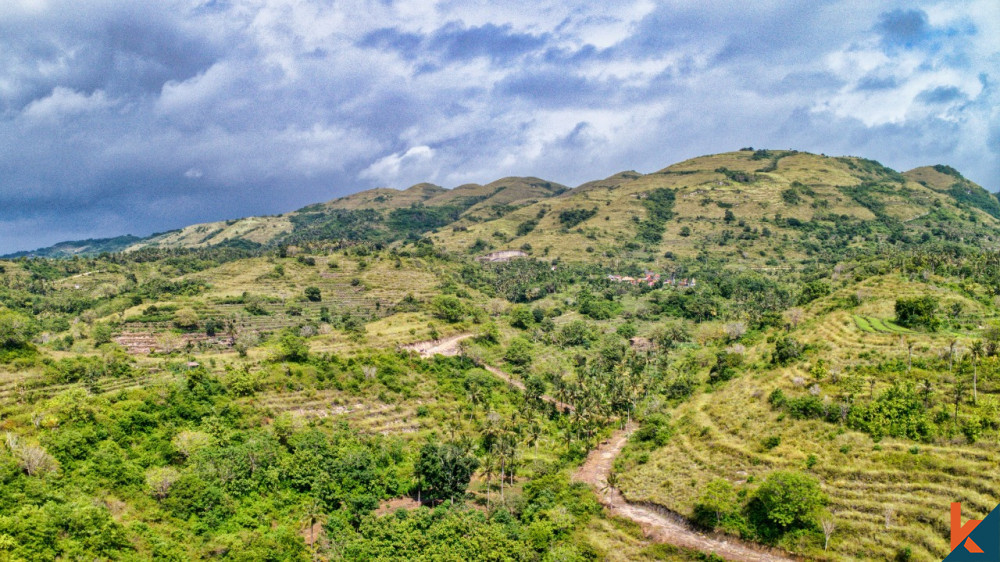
618;274;1000;561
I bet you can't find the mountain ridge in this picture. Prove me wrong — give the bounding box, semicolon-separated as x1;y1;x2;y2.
6;150;997;260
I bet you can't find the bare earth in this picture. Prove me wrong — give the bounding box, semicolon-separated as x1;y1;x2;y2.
573;426;798;562
400;333;473;357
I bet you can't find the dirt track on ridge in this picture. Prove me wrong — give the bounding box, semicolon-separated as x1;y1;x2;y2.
573;426;797;562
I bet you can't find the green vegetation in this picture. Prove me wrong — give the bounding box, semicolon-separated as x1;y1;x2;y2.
2;150;1000;561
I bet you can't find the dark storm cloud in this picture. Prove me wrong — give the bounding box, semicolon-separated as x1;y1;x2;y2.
360;22;548;64
917;85;966;104
497;70;607;107
876;9;931;47
0;0;996;254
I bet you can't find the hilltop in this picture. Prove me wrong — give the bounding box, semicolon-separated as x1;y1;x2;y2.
8;150;997;265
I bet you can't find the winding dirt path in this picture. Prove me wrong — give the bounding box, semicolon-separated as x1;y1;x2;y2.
481;364;574;413
406;334;792;559
403;333;574;412
573;426;798;562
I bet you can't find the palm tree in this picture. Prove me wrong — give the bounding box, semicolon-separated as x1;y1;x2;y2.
302;498;322;560
949;339;958;372
482;453;497;512
601;470;620;497
953;380;967;428
905;338;914;373
971;340;984;405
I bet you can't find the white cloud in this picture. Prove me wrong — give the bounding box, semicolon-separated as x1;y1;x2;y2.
360;145;437;186
22;87;113;121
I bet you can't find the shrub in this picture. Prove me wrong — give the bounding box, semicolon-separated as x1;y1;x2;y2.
751;470;826;532
772;337;803;365
431;295;466;323
558;208;597;228
894;296;939;331
304;287;322;302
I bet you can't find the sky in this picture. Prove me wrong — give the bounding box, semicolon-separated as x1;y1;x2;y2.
0;0;997;254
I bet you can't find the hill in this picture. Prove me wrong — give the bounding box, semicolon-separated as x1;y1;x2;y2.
2;149;999;560
10;150;997;267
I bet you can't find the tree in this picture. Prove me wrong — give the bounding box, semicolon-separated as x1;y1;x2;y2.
278;332;309;362
91;323;114;347
173;308;199;330
723;322;746;342
894;296;939;331
709;351;744;383
695;478;737;528
0;309;34;349
146;467;180;500
785;308;804;329
971;340;983;404
431;295;466;323
508;305;534;330
415;442;479;505
821;518;836;551
601;470;620;496
753;470;826;531
772;336;803;365
304;287;322;302
504;337;534;371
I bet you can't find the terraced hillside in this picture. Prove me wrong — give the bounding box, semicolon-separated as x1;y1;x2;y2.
615;272;1000;560
2;150;999;561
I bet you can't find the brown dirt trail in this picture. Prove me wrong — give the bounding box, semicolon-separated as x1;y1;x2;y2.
573;426;799;562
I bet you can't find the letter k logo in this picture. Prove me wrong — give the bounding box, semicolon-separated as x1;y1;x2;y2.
953;502;985;554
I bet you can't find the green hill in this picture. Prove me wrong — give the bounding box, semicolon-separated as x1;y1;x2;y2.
1;149;998;560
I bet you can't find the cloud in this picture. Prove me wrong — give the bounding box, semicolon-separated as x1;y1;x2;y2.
916;85;966;104
22;87;114;121
876;8;931;47
361;145;437;186
0;0;996;254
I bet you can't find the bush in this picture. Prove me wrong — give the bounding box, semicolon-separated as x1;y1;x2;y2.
0;309;35;349
304;287;322;302
772;336;802;365
431;295;466;323
894;296;939;331
751;470;825;532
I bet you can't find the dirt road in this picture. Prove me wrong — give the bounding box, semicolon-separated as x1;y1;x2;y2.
481;364;574;413
401;333;474;358
573;426;797;562
402;333;574;412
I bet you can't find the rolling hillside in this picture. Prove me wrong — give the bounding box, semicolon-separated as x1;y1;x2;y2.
9;150;997;264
